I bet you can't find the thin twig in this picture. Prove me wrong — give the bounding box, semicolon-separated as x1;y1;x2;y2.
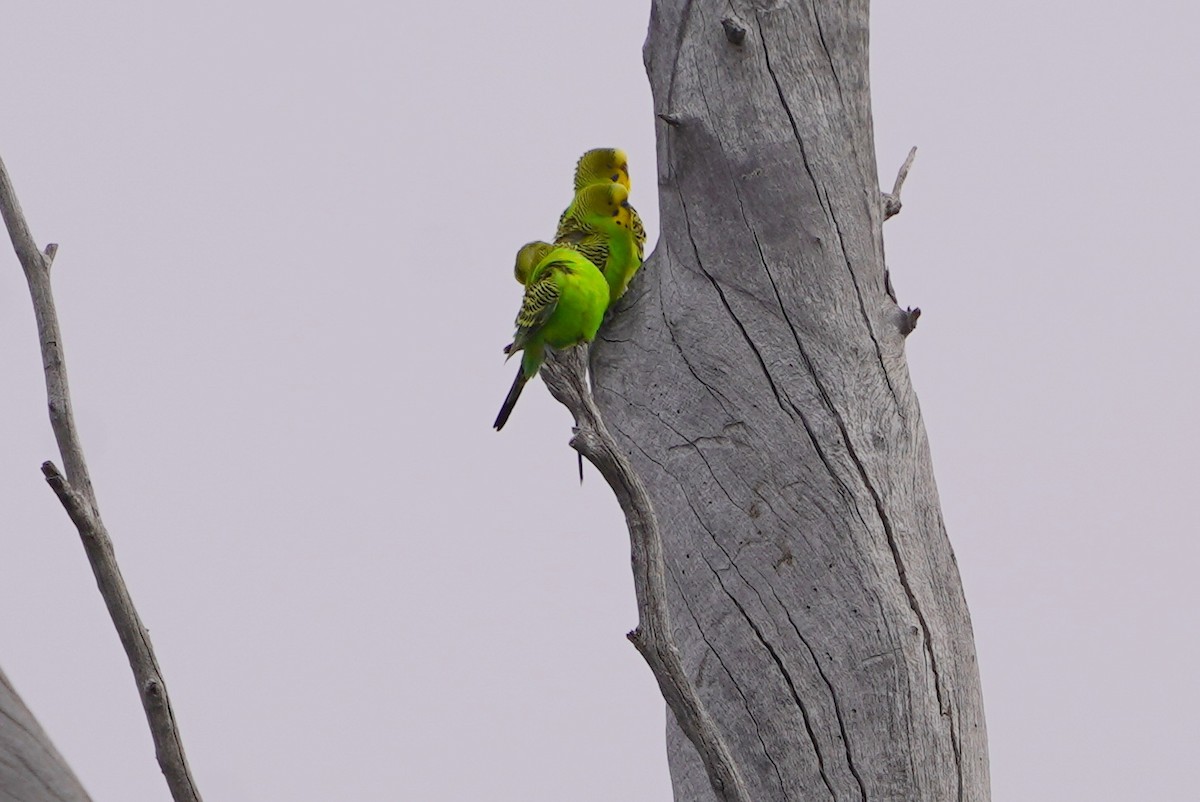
540;347;752;802
882;145;918;220
0;153;203;802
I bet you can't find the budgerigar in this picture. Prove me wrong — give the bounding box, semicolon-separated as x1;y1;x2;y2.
574;149;648;260
554;181;644;302
509;151;628;288
513;240;558;286
571;147;632;192
494;247;610;431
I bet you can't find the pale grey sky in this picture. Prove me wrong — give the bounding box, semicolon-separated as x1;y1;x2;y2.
1;2;1196;800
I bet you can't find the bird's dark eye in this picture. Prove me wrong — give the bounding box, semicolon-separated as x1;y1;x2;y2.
611;173;620;181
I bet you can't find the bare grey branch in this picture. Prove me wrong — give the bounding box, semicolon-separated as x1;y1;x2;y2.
898;306;922;336
883;145;918;220
1;152;204;802
541;347;753;802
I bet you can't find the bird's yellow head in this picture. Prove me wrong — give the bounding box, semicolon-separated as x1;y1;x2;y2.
513;241;556;285
575;182;633;231
574;148;631;192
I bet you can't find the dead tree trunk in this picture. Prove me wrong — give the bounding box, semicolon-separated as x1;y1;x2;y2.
0;666;92;801
590;1;990;798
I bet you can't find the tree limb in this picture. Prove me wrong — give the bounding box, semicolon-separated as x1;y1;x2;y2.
897;305;922;337
882;145;918;220
540;346;752;802
0;153;204;802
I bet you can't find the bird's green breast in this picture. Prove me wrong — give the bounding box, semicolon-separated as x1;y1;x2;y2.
540;257;609;348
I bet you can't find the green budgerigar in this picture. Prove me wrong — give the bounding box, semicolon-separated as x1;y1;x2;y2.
555;181;643;302
554;150;648;300
509;150;628;288
511;149;648;293
513;240;554;286
569;149;648;254
494;246;610;431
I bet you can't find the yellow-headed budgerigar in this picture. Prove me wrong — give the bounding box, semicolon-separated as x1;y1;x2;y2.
494;246;610;431
554;181;644;302
571;149;647;254
571;147;632;192
557;148;648;300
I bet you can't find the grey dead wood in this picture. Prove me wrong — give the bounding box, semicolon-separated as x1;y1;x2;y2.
0;154;204;802
565;0;990;800
882;146;917;221
542;350;753;802
0;666;92;802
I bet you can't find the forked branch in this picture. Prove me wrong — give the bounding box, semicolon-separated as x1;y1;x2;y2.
0;153;203;802
540;346;751;802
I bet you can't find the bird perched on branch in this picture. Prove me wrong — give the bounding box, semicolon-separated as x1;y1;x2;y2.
555;180;643;302
494;245;609;431
578;150;647;270
555;149;647;301
570;147;632;192
513;240;552;286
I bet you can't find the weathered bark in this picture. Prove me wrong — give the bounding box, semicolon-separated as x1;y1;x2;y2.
590;1;990;799
0;667;92;801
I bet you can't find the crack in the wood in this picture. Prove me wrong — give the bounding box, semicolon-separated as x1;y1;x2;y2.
677;570;791;800
710;130;949;784
596;333;632;344
622;425;674;474
632;426;842;802
868;592;922;788
701;553;837;802
710;54;961;786
598;383;753;551
802;0;877;227
764;581;869;802
671;119;934;802
951;708;964;802
700;497;871;802
635;404;749;540
657;13;964;797
0;747;61;799
824;204;904;413
722;184;865;527
840;434;963;802
757;17;962;799
757;11;904;421
787;399;866;525
717;162;881;544
663;0;698;122
676;190;792;418
0;704;53;762
658;279;738;419
807;0;844;101
858;646;902;666
756;15;824;209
